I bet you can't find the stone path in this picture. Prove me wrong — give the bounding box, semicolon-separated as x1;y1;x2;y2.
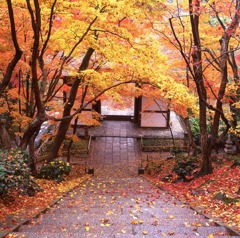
10;177;237;238
78;113;186;139
92;137;139;178
9;121;239;237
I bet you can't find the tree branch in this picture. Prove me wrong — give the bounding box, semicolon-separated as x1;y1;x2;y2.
0;0;23;94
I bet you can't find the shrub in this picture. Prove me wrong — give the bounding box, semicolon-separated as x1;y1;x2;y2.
172;155;199;181
0;149;38;198
189;116;201;144
145;161;162;175
39;138;88;158
37;160;72;182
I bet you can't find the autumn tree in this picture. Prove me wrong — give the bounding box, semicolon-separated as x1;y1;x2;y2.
0;0;23;148
151;0;240;175
45;0;178;161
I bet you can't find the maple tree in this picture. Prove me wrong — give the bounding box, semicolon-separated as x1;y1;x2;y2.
149;0;240;175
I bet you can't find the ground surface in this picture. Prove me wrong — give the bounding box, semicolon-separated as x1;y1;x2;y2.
0;121;239;237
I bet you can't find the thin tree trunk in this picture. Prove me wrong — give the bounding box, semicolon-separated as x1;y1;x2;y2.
20;114;45;149
0;0;23;95
188;0;213;175
210;1;240;152
183;116;198;155
47;48;95;162
229;48;240;152
29;133;38;175
0;119;12;150
20;0;46;149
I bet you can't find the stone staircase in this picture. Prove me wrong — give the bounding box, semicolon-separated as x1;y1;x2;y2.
9;177;239;238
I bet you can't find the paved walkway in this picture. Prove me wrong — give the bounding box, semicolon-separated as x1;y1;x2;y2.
10;121;239;237
78;111;186;139
13;177;236;238
92;137;139;178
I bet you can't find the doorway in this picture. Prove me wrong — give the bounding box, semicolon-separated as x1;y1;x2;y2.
101;95;134;120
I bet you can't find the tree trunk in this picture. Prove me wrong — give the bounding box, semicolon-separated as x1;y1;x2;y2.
29;134;38;175
0;119;12;150
20;0;46;150
229;49;240;152
199;147;213;176
189;0;213;175
183;116;198;156
0;0;23;95
20;113;45;149
47;48;95;162
211;1;240;152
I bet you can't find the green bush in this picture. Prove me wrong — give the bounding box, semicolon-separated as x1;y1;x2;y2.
37;160;72;182
189;117;201;144
172;155;199;181
0;149;38;198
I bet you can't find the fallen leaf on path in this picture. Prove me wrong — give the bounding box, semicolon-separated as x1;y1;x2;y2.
152;220;158;226
192;222;202;227
139;219;144;224
207;235;214;238
85;222;90;231
100;218;111;226
132;219;139;225
106;210;113;215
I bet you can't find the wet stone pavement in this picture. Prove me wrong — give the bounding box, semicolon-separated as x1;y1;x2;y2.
92;137;139;178
78;115;186;139
10;121;239;237
11;177;238;238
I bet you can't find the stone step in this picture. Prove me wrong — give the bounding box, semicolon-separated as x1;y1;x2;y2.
65;191;173;201
81;182;158;190
52;197;186;204
22;213;209;229
8;232;240;238
51;200;187;212
70;189;170;200
132;224;230;236
46;202;200;217
17;214;226;231
7;232;112;238
16;225;230;237
45;208;206;218
52;192;186;207
79;178;168;192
